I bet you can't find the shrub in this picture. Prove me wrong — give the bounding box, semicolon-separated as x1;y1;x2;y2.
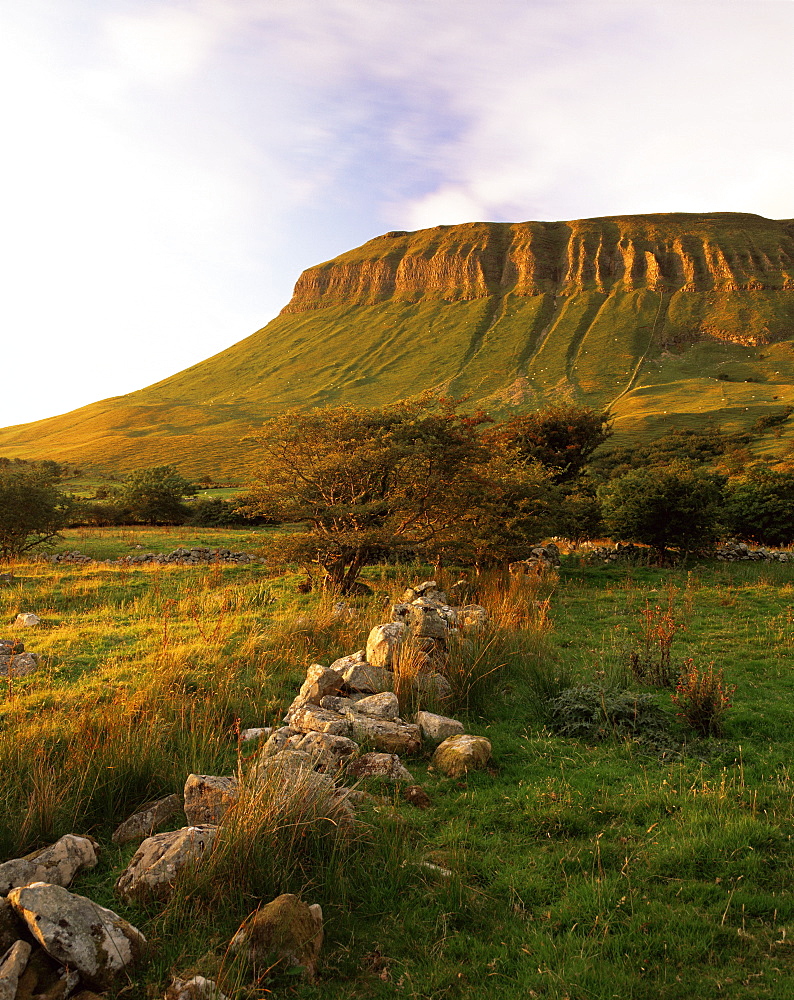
548;685;669;743
671;660;735;736
628;601;683;687
721;468;794;545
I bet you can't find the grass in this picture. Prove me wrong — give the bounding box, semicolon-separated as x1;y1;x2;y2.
2;534;794;997
0;214;792;476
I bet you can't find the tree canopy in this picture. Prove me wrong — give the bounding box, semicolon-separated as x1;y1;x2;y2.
116;466;197;525
0;466;73;559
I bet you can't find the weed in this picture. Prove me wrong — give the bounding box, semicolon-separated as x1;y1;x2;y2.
628;599;684;687
671;659;736;736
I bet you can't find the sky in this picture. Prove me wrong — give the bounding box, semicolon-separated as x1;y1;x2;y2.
0;0;791;428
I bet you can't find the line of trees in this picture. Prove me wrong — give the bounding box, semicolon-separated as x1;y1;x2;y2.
3;401;794;574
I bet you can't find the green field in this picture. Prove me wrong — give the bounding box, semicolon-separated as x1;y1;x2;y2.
2;534;794;998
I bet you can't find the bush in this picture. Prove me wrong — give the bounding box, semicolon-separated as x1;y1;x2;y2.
721;468;794;545
0;466;74;558
187;498;249;527
548;685;669;743
671;660;735;736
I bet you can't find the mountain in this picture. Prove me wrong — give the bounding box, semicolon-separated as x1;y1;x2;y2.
1;212;793;478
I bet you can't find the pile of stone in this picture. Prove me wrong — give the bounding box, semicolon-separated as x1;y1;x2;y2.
509;543;561;574
580;542;650;564
715;541;794;562
46;547;262;567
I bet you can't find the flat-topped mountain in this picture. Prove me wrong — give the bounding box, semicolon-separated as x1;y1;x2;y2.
1;213;793;477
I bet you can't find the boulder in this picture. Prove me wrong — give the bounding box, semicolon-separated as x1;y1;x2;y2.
260;727;302;757
340;662;395;694
328;650;366;673
416;711;464;745
115;825;218;901
348;715;421;755
458;605;488;629
289;704;351;736
0;641;23;656
13;944;81;1000
183;775;238;826
0;652;39;678
352;691;400;720
0;834;98;896
409;605;447;640
112;793;183;845
432;734;492;778
8;883;146;989
365;623;406;669
166;976;229;1000
0;940;31;1000
345;753;414;782
293;732;358;769
14;614;40;628
297;664;344;704
230;894;323;983
413;671;453;705
240;727;272;743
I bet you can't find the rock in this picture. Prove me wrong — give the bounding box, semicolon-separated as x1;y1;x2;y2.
166;976;229;1000
240;727;272;743
352;691;400;720
348;715;421;755
0;940;31;1000
230;894;323;983
0;641;23;656
183;775;238;826
416;710;464;745
365;623;406;669
432;734;492;778
458;604;488;629
0;652;39;678
260;727;302;757
297;664;344;704
115;826;218;901
0;900;21;955
293;732;358;769
340;662;395;694
345;753;414;782
328;650;366;673
408;604;447;640
289;704;351;736
14;614;40;628
14;944;81;1000
8;883;146;989
253;749;320;780
412;671;453;705
319;694;357;713
112;793;183;845
403;785;431;809
390;603;412;624
0;834;98;896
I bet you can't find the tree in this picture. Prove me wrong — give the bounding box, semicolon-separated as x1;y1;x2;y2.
117;466;197;525
242;399;535;591
599;464;725;557
722;468;794;545
485;405;612;483
0;466;73;559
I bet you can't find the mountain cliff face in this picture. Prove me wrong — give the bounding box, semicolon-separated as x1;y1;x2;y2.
1;213;793;476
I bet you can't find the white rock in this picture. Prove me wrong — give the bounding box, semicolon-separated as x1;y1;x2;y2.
352;691;400;720
14;614;40;628
0;940;31;1000
112;793;183;845
290;704;351;736
0;834;98;896
8;882;146;989
416;711;464;744
348;715;421;755
240;727;272;743
184;774;238;826
115;826;218;901
346;752;414;782
340;662;395;694
366;623;406;669
167;975;230;1000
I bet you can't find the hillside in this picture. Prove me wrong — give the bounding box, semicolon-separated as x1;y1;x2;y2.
1;212;793;478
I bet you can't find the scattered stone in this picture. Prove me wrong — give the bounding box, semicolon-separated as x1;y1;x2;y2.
345;752;414;782
240;727;272;743
432;734;492;778
260;727;302;757
458;605;488;629
293;732;358;769
0;940;31;1000
0;652;39;678
339;661;395;695
365;623;406;669
319;694;357;714
0;641;23;656
297;664;345;704
328;650;366;673
403;785;431;809
166;976;229;1000
0;834;98;896
8;883;146;989
14;944;81;1000
408;605;447;640
416;710;465;745
0;900;21;955
412;671;453;705
347;716;421;755
14;614;40;628
183;775;238;826
230;894;323;983
112;793;184;845
115;826;218;901
352;691;400;720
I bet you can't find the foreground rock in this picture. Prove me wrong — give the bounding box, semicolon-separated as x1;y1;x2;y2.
8;883;146;989
0;644;39;678
432;735;492;778
183;775;238;826
166;975;229;1000
365;623;405;669
0;940;31;1000
347;716;421;755
0;834;97;896
230;894;323;983
14;614;40;628
115;826;218;901
416;711;465;745
346;753;414;782
112;793;183;845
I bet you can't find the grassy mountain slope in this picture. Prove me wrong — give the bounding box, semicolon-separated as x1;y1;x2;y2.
1;213;793;477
